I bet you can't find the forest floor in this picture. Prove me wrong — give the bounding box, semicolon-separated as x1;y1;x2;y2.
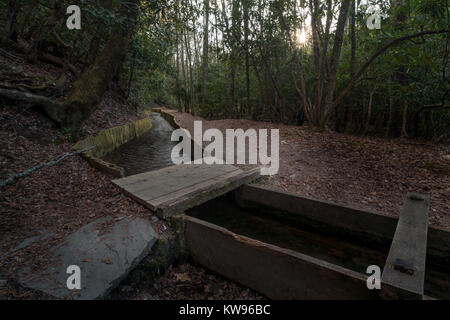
162;107;450;230
115;263;264;300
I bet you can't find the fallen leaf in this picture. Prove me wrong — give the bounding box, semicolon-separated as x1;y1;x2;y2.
174;272;191;282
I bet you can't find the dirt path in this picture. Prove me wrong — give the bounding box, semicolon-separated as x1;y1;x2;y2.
160;107;450;230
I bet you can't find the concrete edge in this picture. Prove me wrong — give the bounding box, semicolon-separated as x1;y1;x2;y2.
380;193;430;300
181;214;377;300
72;111;152;177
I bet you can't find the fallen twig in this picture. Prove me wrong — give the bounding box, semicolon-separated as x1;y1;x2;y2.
0;48;23;62
0;145;97;188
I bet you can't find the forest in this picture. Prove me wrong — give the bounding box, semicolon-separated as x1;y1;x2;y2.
0;0;448;139
0;0;450;302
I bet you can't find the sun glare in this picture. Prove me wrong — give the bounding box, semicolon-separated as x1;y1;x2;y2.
296;29;307;45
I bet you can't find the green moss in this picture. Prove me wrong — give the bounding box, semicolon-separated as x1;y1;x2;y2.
123;237;180;289
137;240;169;279
61;127;74;143
73;116;152;158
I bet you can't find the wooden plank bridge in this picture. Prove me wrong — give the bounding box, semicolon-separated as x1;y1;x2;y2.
112;162;261;218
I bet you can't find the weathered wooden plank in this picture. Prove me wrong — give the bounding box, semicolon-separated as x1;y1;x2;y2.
113;164;235;193
113;163;205;188
150;169;244;206
126;166;239;201
114;157;229;189
156;167;261;218
381;192;430;300
112;163;261;218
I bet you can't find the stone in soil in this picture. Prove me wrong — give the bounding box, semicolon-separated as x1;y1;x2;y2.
18;216;158;300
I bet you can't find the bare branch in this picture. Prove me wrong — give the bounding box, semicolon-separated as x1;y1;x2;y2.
330;30;450;115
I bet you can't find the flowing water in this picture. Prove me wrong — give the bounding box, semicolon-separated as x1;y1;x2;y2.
102;112;178;176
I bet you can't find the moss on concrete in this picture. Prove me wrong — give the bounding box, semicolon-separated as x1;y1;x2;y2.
110;236;181;293
73;113;152;177
74;116;152;158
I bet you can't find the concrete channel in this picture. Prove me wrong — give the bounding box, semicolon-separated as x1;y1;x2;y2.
178;185;449;300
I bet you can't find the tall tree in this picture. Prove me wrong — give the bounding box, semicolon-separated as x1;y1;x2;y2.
2;0;21;43
201;0;210;110
243;0;251;116
0;0;141;137
229;0;241;117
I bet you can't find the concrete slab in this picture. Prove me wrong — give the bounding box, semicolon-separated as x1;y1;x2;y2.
381;192;430;299
19;216;158;300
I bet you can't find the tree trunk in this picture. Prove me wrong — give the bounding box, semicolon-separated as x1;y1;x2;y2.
320;0;352;128
364;88;375;134
386;85;393;137
176;34;182;112
201;0;210;110
28;1;66;61
45;0;140;136
228;0;240;118
180;30;187;112
401;101;409;137
2;0;21;43
88;0;113;66
243;0;251;116
344;0;357;132
126;50;137;99
184;31;195;115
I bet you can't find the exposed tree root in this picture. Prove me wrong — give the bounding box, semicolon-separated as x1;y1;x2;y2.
0;145;97;188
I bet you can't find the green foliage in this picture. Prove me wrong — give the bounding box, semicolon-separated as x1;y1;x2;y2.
1;0;448;139
61;127;73;142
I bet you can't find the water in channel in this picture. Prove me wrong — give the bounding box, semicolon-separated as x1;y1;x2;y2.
102;112;178;176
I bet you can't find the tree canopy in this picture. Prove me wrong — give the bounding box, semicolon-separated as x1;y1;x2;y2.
0;0;449;139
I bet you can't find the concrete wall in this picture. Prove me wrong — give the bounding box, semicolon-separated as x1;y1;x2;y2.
235;184;450;270
181;185;448;300
153;108;203;160
73;112;152;177
153;108;181;129
182;215;378;300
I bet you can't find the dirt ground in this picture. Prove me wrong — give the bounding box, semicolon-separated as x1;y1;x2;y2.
116;263;264;300
161;107;450;230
